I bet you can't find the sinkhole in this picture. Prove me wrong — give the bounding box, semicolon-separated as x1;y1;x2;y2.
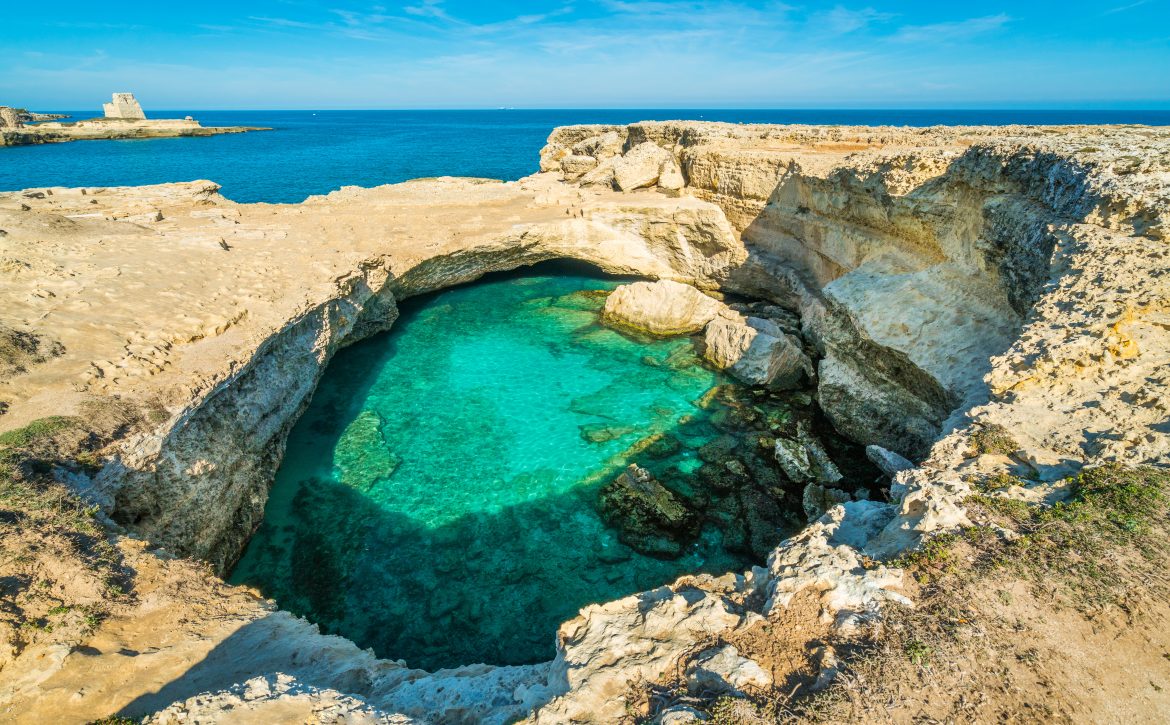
229;261;875;671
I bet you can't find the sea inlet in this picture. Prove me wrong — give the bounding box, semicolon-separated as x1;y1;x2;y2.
230;264;820;670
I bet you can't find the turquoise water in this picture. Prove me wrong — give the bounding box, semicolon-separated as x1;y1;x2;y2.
4;109;1169;203
231;269;766;670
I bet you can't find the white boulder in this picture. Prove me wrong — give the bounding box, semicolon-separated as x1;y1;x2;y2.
601;280;724;337
703;311;813;388
684;645;771;695
613;142;675;191
865;445;915;478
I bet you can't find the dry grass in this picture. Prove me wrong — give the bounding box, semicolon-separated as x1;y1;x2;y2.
629;464;1170;723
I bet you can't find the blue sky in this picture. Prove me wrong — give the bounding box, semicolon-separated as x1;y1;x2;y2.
2;1;1167;109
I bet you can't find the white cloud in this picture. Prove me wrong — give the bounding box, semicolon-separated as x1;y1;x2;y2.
891;13;1010;44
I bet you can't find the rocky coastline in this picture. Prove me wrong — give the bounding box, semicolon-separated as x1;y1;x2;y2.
0;122;1167;722
0;117;269;147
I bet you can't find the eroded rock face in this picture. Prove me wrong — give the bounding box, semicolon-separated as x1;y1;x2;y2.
613;141;675;191
600;279;724;336
702;311;812;389
3;122;1169;724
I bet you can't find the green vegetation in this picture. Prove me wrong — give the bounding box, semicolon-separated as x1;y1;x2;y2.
0;412;133;658
967;464;1170;607
0;415;77;449
971;470;1025;493
904;638;932;667
890;531;960;584
968;423;1019;456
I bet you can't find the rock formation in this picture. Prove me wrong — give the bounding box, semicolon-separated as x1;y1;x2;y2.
0;96;266;147
599;279;724;336
103;92;146;119
0;121;1167;723
597;464;700;558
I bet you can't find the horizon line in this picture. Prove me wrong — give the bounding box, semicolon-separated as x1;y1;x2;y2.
29;106;1170;113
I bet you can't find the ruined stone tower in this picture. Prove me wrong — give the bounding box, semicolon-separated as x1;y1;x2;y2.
0;106;22;128
103;93;146;120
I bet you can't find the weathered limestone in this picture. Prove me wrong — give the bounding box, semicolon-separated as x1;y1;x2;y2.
684;645;771;695
702;310;812;388
866;445;915;479
600;279;724;336
103;92;146;119
2;122;1168;723
613;141;675;191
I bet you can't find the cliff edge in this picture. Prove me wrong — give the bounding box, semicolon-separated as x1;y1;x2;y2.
0;122;1167;723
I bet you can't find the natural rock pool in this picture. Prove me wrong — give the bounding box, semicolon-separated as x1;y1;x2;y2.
230;265;841;670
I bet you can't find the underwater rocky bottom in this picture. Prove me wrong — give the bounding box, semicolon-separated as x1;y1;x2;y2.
229;263;878;671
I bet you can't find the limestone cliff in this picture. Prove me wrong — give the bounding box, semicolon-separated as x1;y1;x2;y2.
545;122;1167;460
0;123;1167;723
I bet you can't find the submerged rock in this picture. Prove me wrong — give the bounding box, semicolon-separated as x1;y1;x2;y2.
702;311;813;389
601;279;723;337
598;464;700;558
773;423;843;485
579;423;636;443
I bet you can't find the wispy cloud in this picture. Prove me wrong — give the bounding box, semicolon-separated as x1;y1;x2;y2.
816;6;895;35
891;13;1010;44
1103;0;1150;13
403;0;455;21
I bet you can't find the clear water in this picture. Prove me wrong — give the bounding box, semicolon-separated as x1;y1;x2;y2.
4;109;1168;203
230;268;757;670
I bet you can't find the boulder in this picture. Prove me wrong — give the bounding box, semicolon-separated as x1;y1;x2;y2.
597;464;700;558
684;644;772;695
613;142;675;191
656;706;710;724
579;156;618;187
560;154;599;179
571;130;624;160
601;279;724;337
703;311;813;388
865;444;915;478
658;157;685;190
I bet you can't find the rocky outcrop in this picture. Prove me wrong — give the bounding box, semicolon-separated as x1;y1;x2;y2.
2;122;1168;724
0;116;268;147
684;645;771;696
600;279;724;336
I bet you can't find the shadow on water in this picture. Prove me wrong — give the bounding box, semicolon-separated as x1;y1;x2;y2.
227;260;876;672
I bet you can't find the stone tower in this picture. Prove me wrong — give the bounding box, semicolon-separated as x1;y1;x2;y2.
0;106;22;128
103;93;146;120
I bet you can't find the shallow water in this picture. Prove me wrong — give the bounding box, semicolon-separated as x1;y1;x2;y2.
230;269;759;670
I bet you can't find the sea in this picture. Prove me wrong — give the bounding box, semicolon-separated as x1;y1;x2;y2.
2;109;1168;203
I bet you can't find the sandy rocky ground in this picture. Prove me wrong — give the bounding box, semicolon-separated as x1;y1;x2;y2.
0;122;1167;723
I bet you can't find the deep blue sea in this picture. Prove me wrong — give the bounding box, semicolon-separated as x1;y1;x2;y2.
2;109;1168;203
